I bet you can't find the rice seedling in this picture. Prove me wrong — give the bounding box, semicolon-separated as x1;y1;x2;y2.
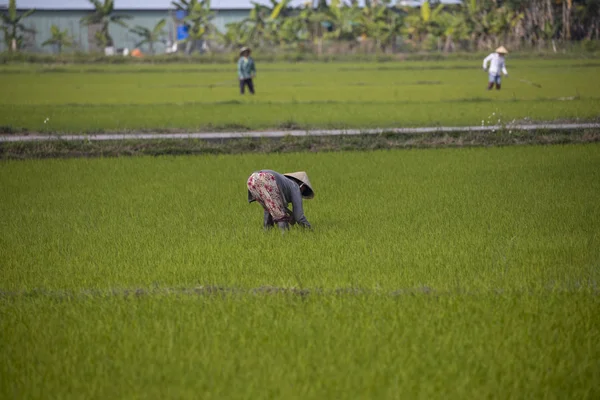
0;59;598;133
1;144;599;398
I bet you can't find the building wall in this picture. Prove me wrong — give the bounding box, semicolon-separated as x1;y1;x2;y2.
0;9;249;53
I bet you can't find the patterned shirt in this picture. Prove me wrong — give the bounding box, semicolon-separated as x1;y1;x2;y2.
247;170;311;228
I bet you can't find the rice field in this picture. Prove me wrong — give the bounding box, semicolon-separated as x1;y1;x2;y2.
0;59;599;133
1;144;599;398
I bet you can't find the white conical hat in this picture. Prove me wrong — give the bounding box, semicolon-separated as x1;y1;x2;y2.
496;46;508;54
284;171;314;199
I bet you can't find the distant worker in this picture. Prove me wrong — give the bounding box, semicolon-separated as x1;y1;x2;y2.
247;170;314;231
238;46;256;95
483;46;508;90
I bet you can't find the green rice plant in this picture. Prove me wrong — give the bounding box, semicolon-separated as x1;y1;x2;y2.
1;140;599;398
1;293;598;399
0;59;598;133
1;145;599;291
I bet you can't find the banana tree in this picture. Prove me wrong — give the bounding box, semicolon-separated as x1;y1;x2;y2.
459;0;485;50
278;17;305;47
263;0;304;49
172;0;196;53
403;0;444;47
218;21;248;50
129;18;167;54
42;24;75;53
324;0;361;42
185;22;211;53
269;0;292;20
295;2;332;54
358;0;401;51
173;0;215;54
264;0;293;46
433;10;467;52
1;0;35;52
242;2;274;47
80;0;131;49
377;10;404;52
489;6;524;47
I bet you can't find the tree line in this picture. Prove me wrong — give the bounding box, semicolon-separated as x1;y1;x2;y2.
2;0;599;54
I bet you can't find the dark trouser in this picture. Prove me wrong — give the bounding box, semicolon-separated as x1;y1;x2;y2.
240;78;255;94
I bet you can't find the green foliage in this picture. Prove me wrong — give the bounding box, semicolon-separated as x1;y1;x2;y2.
242;2;275;47
583;38;599;52
3;0;600;55
172;0;216;54
421;0;431;22
217;21;246;49
210;0;600;53
356;1;404;52
129;19;167;54
324;4;361;42
1;145;599;397
270;0;290;20
42;25;75;54
0;0;35;52
79;0;132;49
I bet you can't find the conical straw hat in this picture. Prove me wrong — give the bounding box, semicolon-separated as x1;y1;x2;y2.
239;46;250;55
284;171;314;199
496;46;508;54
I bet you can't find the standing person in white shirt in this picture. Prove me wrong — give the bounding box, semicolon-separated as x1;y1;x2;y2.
483;46;509;90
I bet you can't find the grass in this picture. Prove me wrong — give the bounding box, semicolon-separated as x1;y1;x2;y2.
2;294;598;399
1;144;599;398
2;46;599;65
0;59;599;133
2;128;600;159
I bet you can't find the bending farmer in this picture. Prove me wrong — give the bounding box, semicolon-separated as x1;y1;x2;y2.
238;46;256;95
483;46;508;90
247;170;314;231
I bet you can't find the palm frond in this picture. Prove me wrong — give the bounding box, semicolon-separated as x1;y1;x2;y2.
80;14;102;25
103;0;114;14
88;0;104;10
153;19;167;34
129;26;150;36
21;9;36;19
110;16;130;28
8;0;17;20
